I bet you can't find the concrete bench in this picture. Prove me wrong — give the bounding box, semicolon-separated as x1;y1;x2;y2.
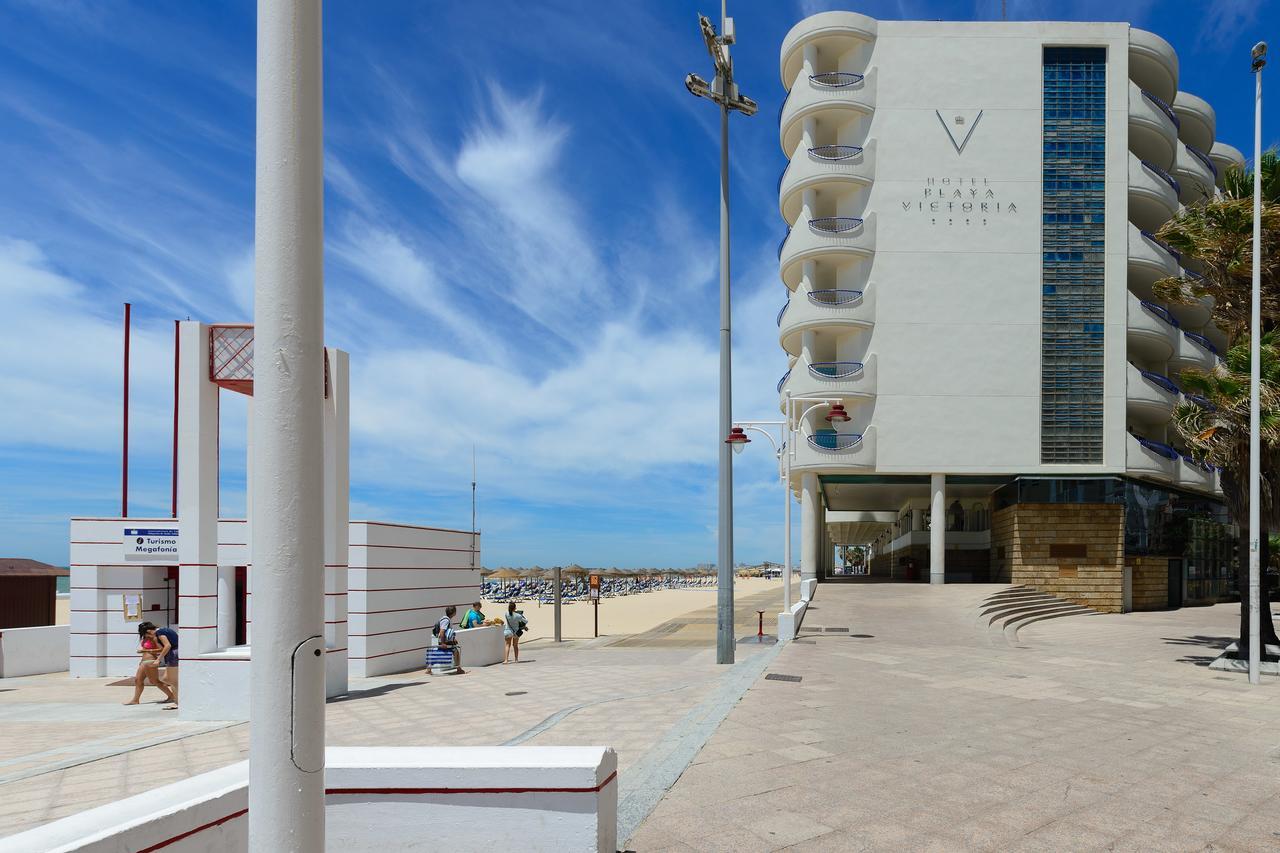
1;746;618;852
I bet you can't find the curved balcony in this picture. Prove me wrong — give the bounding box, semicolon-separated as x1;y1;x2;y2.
1171;140;1216;204
778;288;874;355
1208;141;1246;187
1127;291;1178;362
778;355;877;402
1129;81;1178;170
790;425;876;473
779;141;875;223
1171;92;1215;153
1170;330;1220;376
781;67;876;154
1127;433;1177;483
1128;222;1180;298
779;214;875;288
780;11;877;87
1129;29;1178;104
1177;454;1217;493
1127;152;1180;231
1166;292;1213;329
1127;363;1180;422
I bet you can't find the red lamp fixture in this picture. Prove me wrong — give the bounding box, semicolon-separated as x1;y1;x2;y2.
725;426;751;454
825;404;851;423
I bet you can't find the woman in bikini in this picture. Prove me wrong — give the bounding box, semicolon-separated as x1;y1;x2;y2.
124;622;176;705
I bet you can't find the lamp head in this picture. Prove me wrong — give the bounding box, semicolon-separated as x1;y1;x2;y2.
825;403;851;423
1253;41;1268;72
725;426;751;454
685;73;712;99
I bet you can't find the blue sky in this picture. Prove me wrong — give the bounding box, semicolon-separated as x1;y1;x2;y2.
0;0;1274;568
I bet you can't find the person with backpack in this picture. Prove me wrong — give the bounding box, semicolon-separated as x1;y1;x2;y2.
503;601;528;664
431;605;465;675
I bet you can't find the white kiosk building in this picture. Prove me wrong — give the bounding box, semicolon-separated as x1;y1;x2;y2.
776;13;1241;612
69;321;482;718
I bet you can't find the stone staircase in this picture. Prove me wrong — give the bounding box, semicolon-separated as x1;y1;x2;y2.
976;585;1099;645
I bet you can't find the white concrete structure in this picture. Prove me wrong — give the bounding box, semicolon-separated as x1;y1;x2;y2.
69;323;482;716
0;625;69;678
776;14;1242;586
2;747;618;853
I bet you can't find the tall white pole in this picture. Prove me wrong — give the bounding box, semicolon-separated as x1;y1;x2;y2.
1248;51;1264;686
249;1;327;849
783;449;792;615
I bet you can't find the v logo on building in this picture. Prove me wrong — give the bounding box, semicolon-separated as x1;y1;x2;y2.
936;109;984;154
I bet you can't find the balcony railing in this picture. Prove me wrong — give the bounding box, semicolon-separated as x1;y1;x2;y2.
809;361;863;379
810;72;864;88
776;301;789;326
809;217;863;235
777;370;791;393
808;289;863;306
1183;331;1219;355
1134;434;1180;460
1186;144;1218;179
1138;368;1180;395
808;432;864;451
1139;300;1180;327
1140;229;1182;263
1141;160;1181;196
777;227;791;260
1142;90;1181;129
809;144;863;161
1184;394;1217;411
1180;452;1214;471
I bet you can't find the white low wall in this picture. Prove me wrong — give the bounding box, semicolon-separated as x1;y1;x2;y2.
2;746;618;853
455;624;503;667
181;644;346;722
0;625;70;678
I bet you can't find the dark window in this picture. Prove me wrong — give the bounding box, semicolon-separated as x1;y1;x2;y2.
1049;543;1088;559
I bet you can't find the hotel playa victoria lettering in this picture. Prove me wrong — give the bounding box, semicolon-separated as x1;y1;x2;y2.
902;178;1019;227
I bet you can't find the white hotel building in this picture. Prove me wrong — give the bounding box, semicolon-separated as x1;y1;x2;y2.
776;13;1245;612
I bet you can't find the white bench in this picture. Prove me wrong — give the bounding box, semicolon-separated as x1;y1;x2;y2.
2;746;618;852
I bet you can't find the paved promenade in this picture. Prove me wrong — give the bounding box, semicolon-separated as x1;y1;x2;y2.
630;585;1280;852
0;582;786;840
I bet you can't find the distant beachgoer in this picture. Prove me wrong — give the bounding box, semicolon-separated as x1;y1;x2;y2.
503;602;527;664
436;605;465;674
460;601;485;629
124;622;176;706
155;625;179;710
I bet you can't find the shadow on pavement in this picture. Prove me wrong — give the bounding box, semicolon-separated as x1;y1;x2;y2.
328;681;423;703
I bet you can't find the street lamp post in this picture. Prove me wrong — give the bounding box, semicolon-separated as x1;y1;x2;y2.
1248;41;1267;686
686;5;757;665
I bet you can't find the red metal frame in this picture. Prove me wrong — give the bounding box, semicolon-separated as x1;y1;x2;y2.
207;323;328;398
122;303;131;518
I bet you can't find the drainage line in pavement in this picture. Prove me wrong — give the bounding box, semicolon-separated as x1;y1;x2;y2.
616;640;788;844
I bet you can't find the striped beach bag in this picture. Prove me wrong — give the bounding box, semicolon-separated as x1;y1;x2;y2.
425;645;455;673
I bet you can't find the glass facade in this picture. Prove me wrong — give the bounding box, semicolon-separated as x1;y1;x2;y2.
1041;47;1107;464
993;476;1236;603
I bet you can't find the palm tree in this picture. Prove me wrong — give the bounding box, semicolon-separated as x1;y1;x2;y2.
1173;333;1280;650
1157;154;1280;657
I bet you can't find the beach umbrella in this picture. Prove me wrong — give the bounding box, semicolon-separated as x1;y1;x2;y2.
491;567;521;579
563;564;589;577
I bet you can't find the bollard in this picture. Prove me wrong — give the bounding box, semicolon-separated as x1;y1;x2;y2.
757;610;765;642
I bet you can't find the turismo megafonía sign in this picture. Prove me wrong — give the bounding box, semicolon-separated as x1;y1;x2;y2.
124;528;179;560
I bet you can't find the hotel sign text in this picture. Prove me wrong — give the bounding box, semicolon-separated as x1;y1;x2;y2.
902;177;1019;227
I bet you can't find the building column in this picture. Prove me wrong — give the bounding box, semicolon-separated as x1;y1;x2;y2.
801;472;819;582
216;565;235;649
930;474;945;584
802;43;817;77
176;321;219;654
323;348;350;697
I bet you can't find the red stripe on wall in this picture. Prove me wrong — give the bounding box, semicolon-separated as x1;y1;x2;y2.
348;645;430;660
136;807;247;852
353;520;476;535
